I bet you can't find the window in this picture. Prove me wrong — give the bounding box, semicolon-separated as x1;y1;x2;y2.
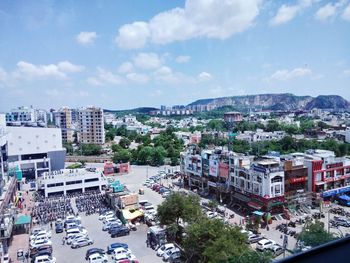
66;180;82;185
271;176;282;183
47;182;63;188
257;176;262;183
84;178;99;183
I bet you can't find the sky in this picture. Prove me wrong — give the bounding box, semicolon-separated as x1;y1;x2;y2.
0;0;350;111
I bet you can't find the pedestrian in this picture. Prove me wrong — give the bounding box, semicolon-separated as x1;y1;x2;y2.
62;237;65;245
146;239;149;248
50;222;53;229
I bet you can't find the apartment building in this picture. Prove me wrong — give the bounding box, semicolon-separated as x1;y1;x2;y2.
6;106;48;127
78;107;105;145
54;107;74;143
304;149;350;199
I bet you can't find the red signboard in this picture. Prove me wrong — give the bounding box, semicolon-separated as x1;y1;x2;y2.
219;162;229;178
290;177;307;184
326;162;343;169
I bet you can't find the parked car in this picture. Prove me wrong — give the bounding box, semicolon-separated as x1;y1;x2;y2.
29;245;52;258
66;233;88;245
30;238;52;249
34;255;56;263
103;220;122;231
2;253;11;263
269;244;285;257
30;249;52;263
330;217;350;227
99;211;114;221
256;239;276;251
108;225;123;234
55;224;63;233
110;226;130;238
88;253;108;263
71;237;94;249
156;243;175;257
30;230;51;241
162;248;181;262
106;243;128;254
246;234;264;244
206;211;217;218
112;247;135;261
85;248;106;260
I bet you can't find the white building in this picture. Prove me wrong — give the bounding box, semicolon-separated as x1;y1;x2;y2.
346;127;350;143
38;169;107;197
6;126;65;180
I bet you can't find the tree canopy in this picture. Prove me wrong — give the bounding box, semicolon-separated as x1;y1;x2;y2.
297;221;335;247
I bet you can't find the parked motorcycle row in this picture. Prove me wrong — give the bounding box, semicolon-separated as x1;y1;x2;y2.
275;223;297;237
32;195;74;225
75;191;108;216
329;207;350;217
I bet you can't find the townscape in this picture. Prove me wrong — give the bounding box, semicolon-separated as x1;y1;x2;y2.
1;1;350;263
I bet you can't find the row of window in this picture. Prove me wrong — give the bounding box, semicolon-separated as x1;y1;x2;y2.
47;178;99;187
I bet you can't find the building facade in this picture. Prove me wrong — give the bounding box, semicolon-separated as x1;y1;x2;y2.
78;107;105;144
54;107;74;143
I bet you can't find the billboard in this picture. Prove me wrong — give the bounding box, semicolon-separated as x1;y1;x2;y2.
209;159;218;177
219;162;229;178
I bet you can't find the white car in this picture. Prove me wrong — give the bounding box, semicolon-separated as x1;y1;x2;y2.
162;247;180;262
71;237;94;249
157;243;175;257
102;220;122;231
99;211;114;221
66;233;88;245
88;252;108;263
112;247;135;260
206;211;217;218
34;255;56;263
103;216;117;224
30;230;51;241
256;239;276;251
30;238;52;249
2;254;10;263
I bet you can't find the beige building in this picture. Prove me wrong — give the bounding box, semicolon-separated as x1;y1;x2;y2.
54;107;74;143
78;106;105;144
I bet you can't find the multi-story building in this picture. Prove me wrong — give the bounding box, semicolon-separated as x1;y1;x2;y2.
304;149;350;200
5;106;48;127
54;107;74;143
6;126;66;180
224;111;243;129
78;107;105;145
38;169;107;197
230;158;285;213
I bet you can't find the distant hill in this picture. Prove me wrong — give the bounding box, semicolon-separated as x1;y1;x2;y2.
188;93;350;111
104;107;158;115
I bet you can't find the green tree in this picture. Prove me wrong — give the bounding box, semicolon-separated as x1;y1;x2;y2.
157;193;202;242
119;137;131;149
80;144;102;156
297;221;335;247
151;146;166;166
137;146;153;164
112;149;132;163
265;120;281;132
207;119;226;131
63;142;73;155
105;130;115;141
183;218;249;263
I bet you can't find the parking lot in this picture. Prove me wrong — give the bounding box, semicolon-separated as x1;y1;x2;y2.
27;165;170;263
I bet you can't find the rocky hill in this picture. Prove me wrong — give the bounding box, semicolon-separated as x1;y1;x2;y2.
188;93;350;111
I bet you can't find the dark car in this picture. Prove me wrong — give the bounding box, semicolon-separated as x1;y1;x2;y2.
106;243;128;254
110;226;130;238
30;249;52;263
29;245;53;258
108;225;122;234
55;224;64;233
85;248;105;260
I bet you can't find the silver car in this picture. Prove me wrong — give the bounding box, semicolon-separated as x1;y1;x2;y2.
71;237;94;249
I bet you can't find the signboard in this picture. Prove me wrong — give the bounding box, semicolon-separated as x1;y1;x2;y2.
208;181;217;188
252;165;267;174
219;162;229;178
290;177;307;184
322;185;350;197
209;159;218;177
326;162;343;169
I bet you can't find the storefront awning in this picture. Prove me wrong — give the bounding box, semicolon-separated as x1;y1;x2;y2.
248;202;262;210
122;209;144;220
15;215;31;225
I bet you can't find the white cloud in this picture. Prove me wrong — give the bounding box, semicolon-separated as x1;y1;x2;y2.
175;55;191;63
13;61;84;80
342;3;350;20
76;31;97;46
315;1;346;21
116;0;262;49
115;22;150;49
0;67;11;87
197;72;213;82
133;52;162;70
87;67;123;86
57;61;85;73
343;69;350;76
267;67;313;81
118;62;134;73
151;89;163;97
270;0;315;26
126;72;149;84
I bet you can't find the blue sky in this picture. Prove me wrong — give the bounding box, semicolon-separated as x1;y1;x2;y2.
0;0;350;111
